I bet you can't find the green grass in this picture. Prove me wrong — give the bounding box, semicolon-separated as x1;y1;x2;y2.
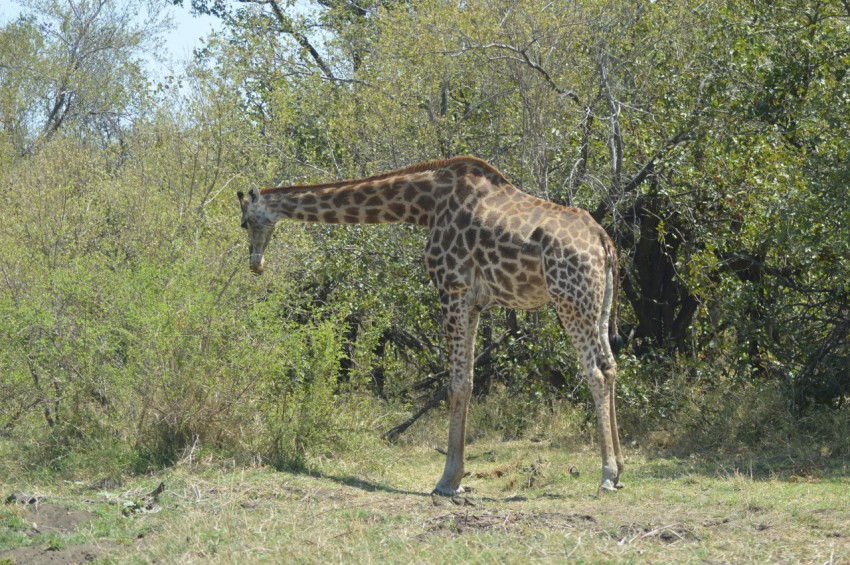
1;437;847;564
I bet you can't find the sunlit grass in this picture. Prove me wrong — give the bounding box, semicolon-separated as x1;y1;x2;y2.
2;432;847;564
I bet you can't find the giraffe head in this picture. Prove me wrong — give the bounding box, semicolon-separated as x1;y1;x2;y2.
237;188;276;274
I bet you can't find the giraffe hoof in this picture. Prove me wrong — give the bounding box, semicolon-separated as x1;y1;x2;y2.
432;484;464;496
599;479;618;493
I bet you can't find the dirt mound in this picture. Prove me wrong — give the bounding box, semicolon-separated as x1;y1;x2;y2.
0;544;106;564
2;494;108;565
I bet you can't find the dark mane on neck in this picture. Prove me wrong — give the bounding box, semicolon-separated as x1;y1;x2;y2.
260;156;509;195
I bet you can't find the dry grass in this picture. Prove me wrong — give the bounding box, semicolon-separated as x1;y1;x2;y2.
1;436;848;564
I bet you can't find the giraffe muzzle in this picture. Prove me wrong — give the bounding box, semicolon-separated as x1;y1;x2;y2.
249;254;266;274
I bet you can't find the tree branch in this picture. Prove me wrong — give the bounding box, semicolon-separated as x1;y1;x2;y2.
592;126;692;222
472;42;580;104
246;0;336;79
796;314;850;394
591;70;713;222
600;52;623;200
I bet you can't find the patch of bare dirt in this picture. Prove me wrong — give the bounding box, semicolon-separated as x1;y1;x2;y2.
22;504;95;534
423;509;595;536
0;544;109;564
5;494;95;535
2;494;109;564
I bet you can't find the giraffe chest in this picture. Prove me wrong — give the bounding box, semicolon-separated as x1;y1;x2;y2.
424;222;551;310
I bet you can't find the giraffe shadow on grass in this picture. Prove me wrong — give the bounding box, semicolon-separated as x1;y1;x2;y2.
292;468;432;498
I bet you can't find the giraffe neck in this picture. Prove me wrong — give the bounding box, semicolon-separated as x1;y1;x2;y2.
260;168;446;227
258;157;510;228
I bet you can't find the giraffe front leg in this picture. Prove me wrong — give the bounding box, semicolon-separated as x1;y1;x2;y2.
433;376;471;495
433;297;479;496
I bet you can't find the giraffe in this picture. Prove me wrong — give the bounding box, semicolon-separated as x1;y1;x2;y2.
237;156;625;494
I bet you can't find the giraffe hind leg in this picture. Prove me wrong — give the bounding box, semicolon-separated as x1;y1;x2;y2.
598;259;624;488
603;368;626;489
555;301;621;492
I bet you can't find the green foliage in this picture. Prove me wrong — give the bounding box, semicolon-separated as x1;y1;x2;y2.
250;312;347;470
0;130;368;475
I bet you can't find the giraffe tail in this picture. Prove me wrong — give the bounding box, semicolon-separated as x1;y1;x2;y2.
603;233;626;355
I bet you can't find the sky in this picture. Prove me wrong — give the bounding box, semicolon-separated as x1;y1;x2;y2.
160;4;221;63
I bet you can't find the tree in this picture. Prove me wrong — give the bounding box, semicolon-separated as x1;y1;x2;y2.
716;0;850;407
0;0;169;153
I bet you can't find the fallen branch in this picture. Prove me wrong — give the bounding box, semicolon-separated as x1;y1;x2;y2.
382;329;518;442
383;386;448;443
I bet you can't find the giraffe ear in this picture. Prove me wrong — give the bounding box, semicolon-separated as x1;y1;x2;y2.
248;187;260;203
237;191;245;204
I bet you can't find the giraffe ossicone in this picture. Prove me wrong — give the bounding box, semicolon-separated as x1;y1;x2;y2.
237;156;625;494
